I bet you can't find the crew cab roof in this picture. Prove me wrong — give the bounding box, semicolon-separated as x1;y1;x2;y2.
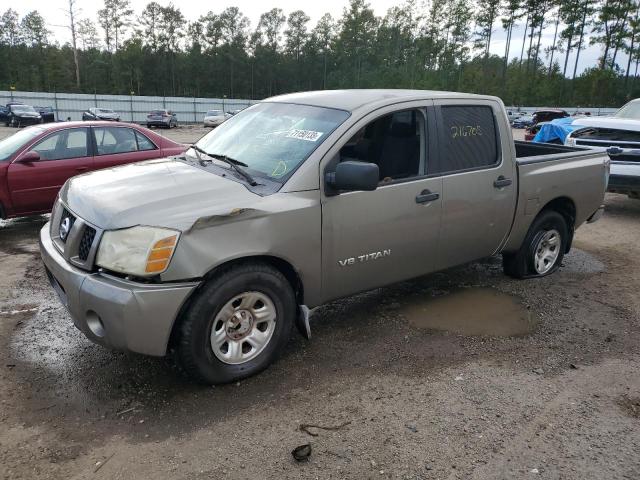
266;89;498;112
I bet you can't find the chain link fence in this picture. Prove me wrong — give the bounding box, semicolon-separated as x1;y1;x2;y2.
0;90;620;123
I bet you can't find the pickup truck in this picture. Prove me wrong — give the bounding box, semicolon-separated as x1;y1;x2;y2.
564;98;640;199
0;121;185;219
39;90;608;384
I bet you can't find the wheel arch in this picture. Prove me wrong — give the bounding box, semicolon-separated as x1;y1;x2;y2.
539;196;576;253
167;255;305;352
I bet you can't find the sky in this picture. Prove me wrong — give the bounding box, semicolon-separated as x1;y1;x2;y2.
12;0;619;77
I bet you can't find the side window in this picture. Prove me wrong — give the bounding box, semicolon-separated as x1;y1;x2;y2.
94;127;137;155
432;105;498;174
339;109;425;183
31;129;88;161
135;131;157;151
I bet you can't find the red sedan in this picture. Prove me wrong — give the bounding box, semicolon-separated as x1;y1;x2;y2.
0;122;186;219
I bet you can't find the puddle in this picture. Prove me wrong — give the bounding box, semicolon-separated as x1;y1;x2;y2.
404;288;538;337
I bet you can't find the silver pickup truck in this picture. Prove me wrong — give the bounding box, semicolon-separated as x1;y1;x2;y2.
39;90;608;384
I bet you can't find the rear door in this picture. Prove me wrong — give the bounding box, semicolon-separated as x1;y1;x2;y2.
7;127;92;215
431;100;516;270
91;126;161;171
320;102;443;302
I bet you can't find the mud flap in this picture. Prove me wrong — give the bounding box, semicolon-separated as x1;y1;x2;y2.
296;305;312;340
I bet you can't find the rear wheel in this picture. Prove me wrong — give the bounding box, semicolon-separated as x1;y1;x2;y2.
177;262;296;384
503;210;568;279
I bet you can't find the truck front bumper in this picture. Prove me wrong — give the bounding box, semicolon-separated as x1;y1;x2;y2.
39;223;199;356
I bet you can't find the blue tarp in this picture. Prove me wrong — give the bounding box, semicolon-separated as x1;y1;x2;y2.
532;117;586;144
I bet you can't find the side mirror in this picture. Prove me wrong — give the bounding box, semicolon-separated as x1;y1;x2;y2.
326;161;379;193
17;151;41;163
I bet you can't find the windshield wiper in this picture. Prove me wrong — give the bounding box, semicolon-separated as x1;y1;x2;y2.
209;154;258;187
189;145;258;186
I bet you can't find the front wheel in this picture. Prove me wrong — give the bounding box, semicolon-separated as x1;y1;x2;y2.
503;210;568;279
177;263;296;384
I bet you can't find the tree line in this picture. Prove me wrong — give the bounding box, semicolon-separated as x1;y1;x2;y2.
0;0;639;107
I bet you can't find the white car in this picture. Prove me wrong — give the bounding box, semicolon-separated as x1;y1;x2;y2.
203;110;230;127
565;99;640;199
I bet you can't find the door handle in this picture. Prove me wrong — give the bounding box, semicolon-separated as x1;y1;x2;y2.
416;189;440;204
76;166;89;172
493;176;512;188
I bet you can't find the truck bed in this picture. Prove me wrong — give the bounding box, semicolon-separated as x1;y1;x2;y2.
501;141;609;253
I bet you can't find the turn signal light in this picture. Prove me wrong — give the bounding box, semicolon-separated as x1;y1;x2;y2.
145;235;177;274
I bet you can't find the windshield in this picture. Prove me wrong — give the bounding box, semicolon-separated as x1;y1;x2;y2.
150;110;166;115
615;100;640;119
0;127;43;161
13;105;37;114
206;110;223;116
98;108;114;114
192;103;349;183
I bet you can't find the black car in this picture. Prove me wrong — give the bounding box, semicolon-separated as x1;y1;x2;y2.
34;106;56;123
0;102;24;124
82;107;120;121
4;104;42;127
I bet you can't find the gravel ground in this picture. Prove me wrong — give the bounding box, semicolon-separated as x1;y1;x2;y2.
0;125;638;480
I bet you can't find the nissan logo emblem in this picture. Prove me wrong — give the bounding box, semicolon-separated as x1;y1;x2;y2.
59;217;71;241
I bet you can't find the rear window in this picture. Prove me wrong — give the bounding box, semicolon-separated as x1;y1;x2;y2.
432;105;498;174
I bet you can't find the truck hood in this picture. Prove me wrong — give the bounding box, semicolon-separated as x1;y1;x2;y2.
60;158;262;231
571;116;640;132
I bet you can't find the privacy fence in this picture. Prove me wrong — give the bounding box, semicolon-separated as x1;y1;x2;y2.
0;90;257;124
0;90;619;124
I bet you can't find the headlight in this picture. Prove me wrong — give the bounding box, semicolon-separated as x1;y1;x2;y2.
96;226;180;277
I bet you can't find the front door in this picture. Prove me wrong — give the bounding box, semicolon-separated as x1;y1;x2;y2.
431;100;517;270
8;127;93;215
321;105;443;302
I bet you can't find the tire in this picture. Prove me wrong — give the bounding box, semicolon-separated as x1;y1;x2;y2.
177;262;296;384
503;210;568;279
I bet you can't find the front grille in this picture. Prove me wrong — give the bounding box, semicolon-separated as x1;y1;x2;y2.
50;202;102;271
78;227;96;261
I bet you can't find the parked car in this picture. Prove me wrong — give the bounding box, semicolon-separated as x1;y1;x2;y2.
0;122;185;219
525;109;570;140
82;108;120;122
203;109;229;127
512;114;534;129
565;98;640;199
40;90;608;385
35;106;56;123
1;102;25;122
532;109;569;124
146;110;178;129
506;109;524;124
4;104;42;127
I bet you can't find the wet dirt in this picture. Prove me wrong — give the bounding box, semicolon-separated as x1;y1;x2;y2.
403;287;538;337
0;194;639;480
